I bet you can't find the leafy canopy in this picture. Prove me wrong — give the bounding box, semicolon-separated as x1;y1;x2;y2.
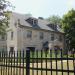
0;0;12;34
47;15;62;26
62;9;75;49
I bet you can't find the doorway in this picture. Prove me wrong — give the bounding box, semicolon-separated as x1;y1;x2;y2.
10;47;14;55
26;47;35;52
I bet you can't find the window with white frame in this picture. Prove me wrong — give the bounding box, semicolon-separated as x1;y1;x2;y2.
33;19;38;25
39;32;44;40
1;35;5;40
59;35;62;41
27;30;32;38
51;34;54;41
11;31;14;40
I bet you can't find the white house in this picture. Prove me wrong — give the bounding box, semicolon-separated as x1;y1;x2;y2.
4;12;65;52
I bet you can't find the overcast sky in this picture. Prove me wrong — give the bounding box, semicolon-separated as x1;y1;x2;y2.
8;0;75;18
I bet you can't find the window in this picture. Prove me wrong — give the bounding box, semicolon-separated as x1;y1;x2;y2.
11;31;13;40
26;18;38;25
33;19;38;25
51;34;54;41
1;35;5;40
39;32;44;40
27;30;32;38
10;47;14;55
14;22;17;27
59;35;62;41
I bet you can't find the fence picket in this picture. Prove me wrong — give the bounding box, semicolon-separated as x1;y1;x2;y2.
0;49;75;75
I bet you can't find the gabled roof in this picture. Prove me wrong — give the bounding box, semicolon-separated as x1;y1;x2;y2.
11;12;64;33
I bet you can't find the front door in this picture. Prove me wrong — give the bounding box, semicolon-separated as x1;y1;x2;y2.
26;47;35;51
10;47;14;55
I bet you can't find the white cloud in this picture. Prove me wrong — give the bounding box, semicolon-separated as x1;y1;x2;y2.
67;0;75;9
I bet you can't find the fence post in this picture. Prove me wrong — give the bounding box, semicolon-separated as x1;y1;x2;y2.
26;49;30;75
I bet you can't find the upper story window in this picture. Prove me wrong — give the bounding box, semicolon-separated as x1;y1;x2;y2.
11;31;14;40
1;35;5;40
39;32;44;40
51;34;54;41
26;18;38;25
47;24;57;31
59;35;63;41
14;22;17;27
27;30;32;38
33;19;38;25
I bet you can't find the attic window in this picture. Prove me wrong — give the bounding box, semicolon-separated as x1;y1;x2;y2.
47;24;57;31
33;19;38;25
26;18;38;25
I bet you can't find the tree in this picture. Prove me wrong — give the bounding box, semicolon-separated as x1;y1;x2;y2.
0;0;11;34
61;9;75;50
47;15;62;27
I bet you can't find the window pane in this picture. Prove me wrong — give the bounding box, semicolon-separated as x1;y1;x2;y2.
59;35;62;41
27;31;32;38
10;47;14;54
51;34;54;41
11;31;13;40
1;35;5;40
34;20;38;25
39;32;44;40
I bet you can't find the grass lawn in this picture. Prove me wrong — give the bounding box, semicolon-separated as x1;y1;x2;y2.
0;60;74;75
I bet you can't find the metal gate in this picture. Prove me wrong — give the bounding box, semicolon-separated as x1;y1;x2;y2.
0;49;75;75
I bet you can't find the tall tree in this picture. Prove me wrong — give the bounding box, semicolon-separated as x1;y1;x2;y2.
0;0;11;34
62;9;75;50
47;15;61;26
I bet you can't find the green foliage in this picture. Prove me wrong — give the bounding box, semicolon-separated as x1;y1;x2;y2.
0;0;12;34
61;9;75;49
47;15;62;27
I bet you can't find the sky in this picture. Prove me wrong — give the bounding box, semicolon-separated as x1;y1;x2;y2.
8;0;75;18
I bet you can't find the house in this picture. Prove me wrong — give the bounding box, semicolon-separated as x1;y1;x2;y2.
6;12;65;52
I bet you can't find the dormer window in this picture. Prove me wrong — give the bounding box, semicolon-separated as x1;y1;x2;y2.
33;19;38;25
47;24;57;31
26;18;38;25
30;19;33;25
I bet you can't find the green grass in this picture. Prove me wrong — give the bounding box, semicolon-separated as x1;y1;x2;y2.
0;50;75;63
30;50;62;58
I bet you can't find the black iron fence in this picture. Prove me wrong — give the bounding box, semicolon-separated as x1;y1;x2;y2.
0;49;75;75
